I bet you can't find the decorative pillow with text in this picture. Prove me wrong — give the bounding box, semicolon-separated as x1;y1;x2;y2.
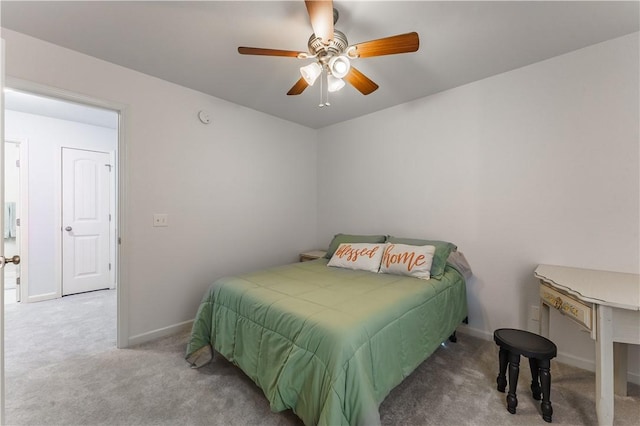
327;243;385;273
379;243;436;280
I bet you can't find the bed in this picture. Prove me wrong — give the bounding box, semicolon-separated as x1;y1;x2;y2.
186;236;469;425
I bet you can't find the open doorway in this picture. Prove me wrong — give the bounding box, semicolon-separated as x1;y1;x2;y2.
2;86;126;421
4;89;118;304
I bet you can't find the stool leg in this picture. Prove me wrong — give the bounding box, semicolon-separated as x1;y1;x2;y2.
529;358;542;400
497;347;508;392
507;352;520;414
539;359;553;423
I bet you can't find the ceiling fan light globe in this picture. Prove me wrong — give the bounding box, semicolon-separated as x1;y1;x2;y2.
300;62;323;86
334;61;347;74
328;55;350;79
327;75;345;92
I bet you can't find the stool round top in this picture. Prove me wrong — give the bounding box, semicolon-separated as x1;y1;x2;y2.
494;328;557;359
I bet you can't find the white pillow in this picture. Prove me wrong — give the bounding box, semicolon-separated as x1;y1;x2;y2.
327;243;385;273
379;243;436;280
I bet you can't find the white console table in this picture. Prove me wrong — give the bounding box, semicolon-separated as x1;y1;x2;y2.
534;264;640;425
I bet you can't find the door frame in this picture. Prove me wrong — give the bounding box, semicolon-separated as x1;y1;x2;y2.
5;77;130;349
4;138;29;303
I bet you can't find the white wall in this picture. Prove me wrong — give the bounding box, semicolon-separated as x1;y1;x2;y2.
317;33;639;379
1;29;318;341
5;110;117;298
2;26;637;379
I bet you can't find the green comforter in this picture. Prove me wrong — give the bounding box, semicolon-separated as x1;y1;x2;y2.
186;259;467;425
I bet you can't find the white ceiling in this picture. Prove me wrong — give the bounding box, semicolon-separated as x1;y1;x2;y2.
1;1;638;129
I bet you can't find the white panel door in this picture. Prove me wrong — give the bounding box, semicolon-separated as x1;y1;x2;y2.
62;148;111;296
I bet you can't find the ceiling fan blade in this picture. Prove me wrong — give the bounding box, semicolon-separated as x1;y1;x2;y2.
287;77;309;96
305;0;334;43
238;47;303;58
344;67;379;95
351;32;419;58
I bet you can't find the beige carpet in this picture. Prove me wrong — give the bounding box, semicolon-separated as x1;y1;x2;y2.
4;290;639;425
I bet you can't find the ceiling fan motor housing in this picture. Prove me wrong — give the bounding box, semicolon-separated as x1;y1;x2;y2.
308;29;349;61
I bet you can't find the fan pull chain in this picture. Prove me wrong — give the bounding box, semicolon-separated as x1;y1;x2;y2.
325;81;331;107
319;69;330;108
324;69;331;107
318;70;324;108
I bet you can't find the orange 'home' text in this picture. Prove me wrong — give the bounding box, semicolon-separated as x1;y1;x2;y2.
382;244;426;272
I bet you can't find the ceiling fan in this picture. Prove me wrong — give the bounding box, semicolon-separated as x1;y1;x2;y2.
238;0;419;104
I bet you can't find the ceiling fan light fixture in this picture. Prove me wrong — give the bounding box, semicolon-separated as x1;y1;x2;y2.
327;75;345;92
300;62;323;86
328;55;350;79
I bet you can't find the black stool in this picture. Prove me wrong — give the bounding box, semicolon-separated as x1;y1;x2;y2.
493;328;557;423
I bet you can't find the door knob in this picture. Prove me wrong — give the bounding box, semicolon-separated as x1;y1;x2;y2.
0;255;20;268
65;226;73;231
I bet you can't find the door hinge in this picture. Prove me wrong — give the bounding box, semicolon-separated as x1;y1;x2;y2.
109;263;112;271
16;218;20;227
15;159;20;167
16;277;20;285
109;214;112;222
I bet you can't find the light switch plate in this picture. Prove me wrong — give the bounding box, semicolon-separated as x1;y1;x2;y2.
153;214;168;227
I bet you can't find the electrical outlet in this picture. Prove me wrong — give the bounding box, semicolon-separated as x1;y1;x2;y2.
153;213;168;227
530;305;540;321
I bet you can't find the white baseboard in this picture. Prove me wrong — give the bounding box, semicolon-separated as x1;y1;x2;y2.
26;292;59;303
555;351;640;386
456;324;640;385
126;321;640;385
456;323;493;341
128;319;193;347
